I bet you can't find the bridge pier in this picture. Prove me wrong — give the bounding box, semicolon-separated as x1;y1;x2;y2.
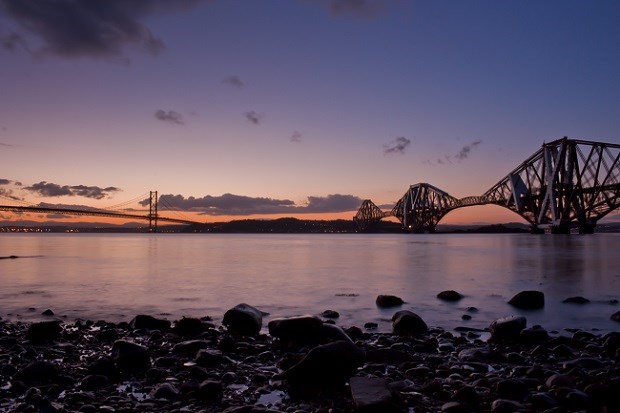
530;226;545;234
578;224;595;234
550;225;571;235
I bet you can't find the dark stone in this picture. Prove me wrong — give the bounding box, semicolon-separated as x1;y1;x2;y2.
461;314;472;320
173;317;208;336
15;361;59;385
441;401;470;412
129;315;171;331
519;325;549;344
496;379;528;401
392;310;428;336
376;295;404;308
26;321;62;343
198;379;222;401
364;322;378;330
150;382;179;400
111;340;150;370
437;290;464;302
268;316;351;347
223;303;263;336
195;349;223;368
172;339;212;355
95;329;118;342
489;316;526;342
321;309;339;319
283;340;365;388
490;399;524;412
562;296;590;304
350;376;397;412
80;374;109;390
611;311;620;322
41;309;55;316
508;290;544;309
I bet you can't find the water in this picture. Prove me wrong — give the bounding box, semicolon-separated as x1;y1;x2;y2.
1;233;618;334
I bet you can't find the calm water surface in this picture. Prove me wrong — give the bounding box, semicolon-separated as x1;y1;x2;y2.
1;233;618;334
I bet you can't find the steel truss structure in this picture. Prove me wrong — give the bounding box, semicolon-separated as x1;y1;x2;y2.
355;138;620;233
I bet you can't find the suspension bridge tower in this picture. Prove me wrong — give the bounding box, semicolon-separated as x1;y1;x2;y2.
148;191;158;233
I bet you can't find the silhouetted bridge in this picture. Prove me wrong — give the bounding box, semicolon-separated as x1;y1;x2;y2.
0;191;203;232
354;138;620;234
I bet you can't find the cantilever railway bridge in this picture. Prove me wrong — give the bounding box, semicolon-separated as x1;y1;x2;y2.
0;191;203;232
354;137;620;234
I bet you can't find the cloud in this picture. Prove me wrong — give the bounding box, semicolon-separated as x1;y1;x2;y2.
0;179;23;201
223;76;244;87
455;140;482;160
244;111;263;125
290;131;303;143
154;109;184;125
24;181;120;199
0;32;27;52
0;142;12;147
139;193;363;215
327;0;388;19
383;136;411;155
0;0;204;60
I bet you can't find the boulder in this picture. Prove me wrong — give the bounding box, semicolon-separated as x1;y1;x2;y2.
195;349;223;368
376;295;404;308
392;310;428;336
611;311;620;322
321;309;340;319
111;340;150;370
350;376;398;412
508;290;544;309
173;317;208;336
223;303;263;336
80;374;110;390
268;316;351;347
14;360;59;384
150;382;180;400
198;379;223;401
489;316;527;342
282;340;365;388
437;290;464;302
26;320;62;343
129;315;171;331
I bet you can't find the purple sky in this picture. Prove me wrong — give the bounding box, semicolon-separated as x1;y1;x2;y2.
1;0;619;223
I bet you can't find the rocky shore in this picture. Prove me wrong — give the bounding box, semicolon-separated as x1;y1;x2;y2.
1;298;619;413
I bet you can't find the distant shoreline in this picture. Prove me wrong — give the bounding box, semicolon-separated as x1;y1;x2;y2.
1;218;620;234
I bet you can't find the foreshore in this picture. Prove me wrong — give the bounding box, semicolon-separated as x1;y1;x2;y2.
1;304;619;413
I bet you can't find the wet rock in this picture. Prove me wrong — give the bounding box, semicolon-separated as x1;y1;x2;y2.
195;348;223;368
15;360;59;385
172;339;212;355
129;314;171;331
321;309;339;319
268;316;351;347
508;290;544;309
150;382;179;400
495;378;528;401
80;374;109;390
489;316;526;342
26;320;62;343
41;309;55;316
173;316;209;336
562;296;590;304
490;399;524;412
437;290;464;302
441;401;470;412
198;379;222;401
350;376;397;412
519;325;549;344
283;340;365;388
611;311;620;322
223;303;263;336
392;310;428;336
111;339;150;370
376;295;403;308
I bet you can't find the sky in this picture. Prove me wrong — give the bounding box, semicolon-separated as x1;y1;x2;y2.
1;0;619;226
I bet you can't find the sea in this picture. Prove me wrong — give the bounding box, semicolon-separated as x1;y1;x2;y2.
1;233;619;335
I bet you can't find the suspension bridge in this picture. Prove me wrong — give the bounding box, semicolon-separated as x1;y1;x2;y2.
354;137;620;234
0;191;203;232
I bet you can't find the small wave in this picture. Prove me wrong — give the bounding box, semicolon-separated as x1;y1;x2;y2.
171;297;200;302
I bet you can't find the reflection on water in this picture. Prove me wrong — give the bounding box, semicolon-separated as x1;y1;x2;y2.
0;233;618;333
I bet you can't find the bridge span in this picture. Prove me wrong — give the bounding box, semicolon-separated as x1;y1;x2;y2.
0;191;204;232
354;137;620;234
